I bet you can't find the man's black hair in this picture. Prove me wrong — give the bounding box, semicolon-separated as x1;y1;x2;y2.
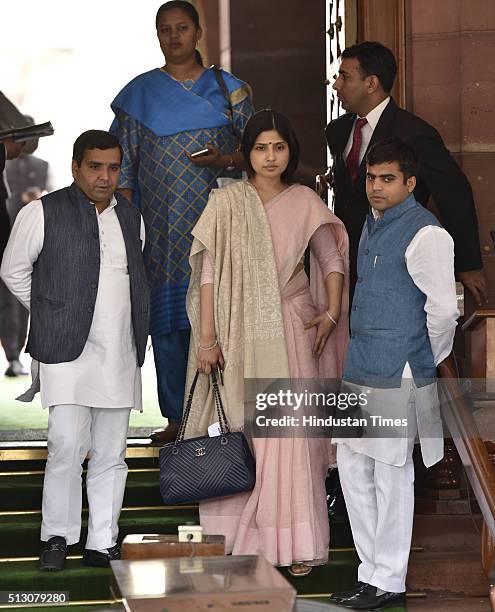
72;130;122;166
366;137;418;182
241;109;299;183
342;41;397;93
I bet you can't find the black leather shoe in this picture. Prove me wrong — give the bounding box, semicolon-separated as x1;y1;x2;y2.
83;544;120;567
39;536;67;571
329;581;367;603
5;359;28;377
326;468;348;520
337;583;406;610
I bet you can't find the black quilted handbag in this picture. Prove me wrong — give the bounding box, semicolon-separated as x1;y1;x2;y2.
159;369;256;504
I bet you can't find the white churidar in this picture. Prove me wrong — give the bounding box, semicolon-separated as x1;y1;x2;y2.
40;404;130;550
337;440;415;593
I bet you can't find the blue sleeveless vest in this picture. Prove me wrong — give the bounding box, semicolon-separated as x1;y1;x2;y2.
344;194;442;387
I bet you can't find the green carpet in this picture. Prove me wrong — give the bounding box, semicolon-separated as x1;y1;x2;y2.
2;603;407;612
0;458;360;608
0;607;121;612
0;560;113;601
6;603;407;612
0;507;199;558
0;470;164;511
0;552;361;604
0;457;159;473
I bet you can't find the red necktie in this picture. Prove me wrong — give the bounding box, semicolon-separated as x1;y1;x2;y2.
346;117;367;182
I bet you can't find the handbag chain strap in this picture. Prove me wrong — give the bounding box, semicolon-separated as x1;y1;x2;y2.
175;369;230;444
176;370;200;444
211;368;230;435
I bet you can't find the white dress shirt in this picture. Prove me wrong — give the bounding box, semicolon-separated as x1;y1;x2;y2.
344;97;391;164
0;196;146;410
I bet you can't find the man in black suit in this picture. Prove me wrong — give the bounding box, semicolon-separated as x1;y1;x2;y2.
325;41;486;304
1;129;26;376
3;119;54;376
1;139;24;257
6;116;53;222
1;92;36;376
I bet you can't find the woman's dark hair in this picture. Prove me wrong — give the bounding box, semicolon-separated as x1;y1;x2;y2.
241;109;300;184
366;137;418;182
155;1;203;65
155;0;199;28
155;0;203;66
342;41;397;93
72;130;123;166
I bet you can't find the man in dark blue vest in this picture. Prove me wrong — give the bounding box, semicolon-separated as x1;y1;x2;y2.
330;139;459;610
1;130;149;571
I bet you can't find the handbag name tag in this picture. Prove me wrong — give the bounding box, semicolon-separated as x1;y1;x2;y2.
208;421;221;437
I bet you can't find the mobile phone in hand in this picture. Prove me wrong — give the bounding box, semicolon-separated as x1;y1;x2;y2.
190;147;210;159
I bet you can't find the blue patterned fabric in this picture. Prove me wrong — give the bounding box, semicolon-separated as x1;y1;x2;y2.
111;68;253;336
152;329;190;421
111;68;244;136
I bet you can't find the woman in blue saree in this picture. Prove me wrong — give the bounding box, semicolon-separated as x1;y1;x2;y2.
111;1;254;442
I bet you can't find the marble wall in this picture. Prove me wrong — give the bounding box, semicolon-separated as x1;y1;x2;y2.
408;0;495;306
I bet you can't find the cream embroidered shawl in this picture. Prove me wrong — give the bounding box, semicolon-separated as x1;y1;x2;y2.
184;181;290;437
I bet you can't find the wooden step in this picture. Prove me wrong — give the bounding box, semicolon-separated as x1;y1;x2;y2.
409;513;489;597
412;514;482;551
407;596;490;610
407;550;488;597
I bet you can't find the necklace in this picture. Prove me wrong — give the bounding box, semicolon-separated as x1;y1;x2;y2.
160;64;204;83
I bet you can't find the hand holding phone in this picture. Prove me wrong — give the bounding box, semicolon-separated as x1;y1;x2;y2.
187;143;224;169
190;147;210;159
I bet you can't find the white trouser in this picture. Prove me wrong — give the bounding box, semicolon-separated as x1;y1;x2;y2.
40;404;130;550
337;443;415;593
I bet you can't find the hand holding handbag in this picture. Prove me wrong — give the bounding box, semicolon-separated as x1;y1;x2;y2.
159;369;256;505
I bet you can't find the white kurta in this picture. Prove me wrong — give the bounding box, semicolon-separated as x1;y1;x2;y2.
335;222;460;467
0;196;146;410
335;219;460;593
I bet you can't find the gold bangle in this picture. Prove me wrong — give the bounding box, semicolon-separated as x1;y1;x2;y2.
325;311;338;326
199;339;218;351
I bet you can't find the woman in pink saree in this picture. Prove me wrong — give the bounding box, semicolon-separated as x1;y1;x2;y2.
184;109;349;576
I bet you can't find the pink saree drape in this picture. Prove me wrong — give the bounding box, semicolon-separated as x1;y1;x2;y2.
196;182;349;567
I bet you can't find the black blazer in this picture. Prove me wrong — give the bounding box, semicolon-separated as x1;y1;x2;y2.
6;153;50;222
325;98;482;286
0;143;10;258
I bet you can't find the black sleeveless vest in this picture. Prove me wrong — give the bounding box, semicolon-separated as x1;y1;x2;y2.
27;183;149;365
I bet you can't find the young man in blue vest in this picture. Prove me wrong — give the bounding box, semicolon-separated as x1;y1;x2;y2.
1;130;149;571
330;138;459;610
